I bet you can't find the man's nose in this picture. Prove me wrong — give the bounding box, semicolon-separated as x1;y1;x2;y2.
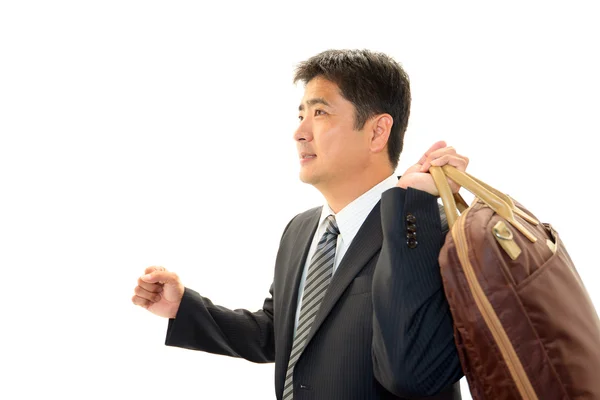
294;119;312;142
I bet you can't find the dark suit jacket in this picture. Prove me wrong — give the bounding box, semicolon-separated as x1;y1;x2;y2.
165;187;464;399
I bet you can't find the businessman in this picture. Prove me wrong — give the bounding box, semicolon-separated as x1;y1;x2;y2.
132;49;467;399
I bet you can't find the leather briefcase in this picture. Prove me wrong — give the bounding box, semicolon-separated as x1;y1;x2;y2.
430;165;600;400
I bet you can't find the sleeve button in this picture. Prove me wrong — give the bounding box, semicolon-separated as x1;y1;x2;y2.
407;223;417;233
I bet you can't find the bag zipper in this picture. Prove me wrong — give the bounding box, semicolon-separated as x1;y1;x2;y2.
452;207;538;399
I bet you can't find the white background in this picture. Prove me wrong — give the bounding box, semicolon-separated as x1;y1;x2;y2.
1;1;598;399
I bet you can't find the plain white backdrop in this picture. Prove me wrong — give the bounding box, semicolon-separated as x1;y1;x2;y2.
1;1;598;399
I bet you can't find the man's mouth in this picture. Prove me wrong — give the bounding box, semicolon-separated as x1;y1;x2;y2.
300;152;316;160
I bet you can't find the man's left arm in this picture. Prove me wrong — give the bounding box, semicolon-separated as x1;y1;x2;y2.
371;186;463;398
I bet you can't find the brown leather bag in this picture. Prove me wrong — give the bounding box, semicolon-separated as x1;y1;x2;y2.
430;165;600;400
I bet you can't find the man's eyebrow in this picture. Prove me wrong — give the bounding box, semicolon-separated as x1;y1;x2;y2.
298;98;331;111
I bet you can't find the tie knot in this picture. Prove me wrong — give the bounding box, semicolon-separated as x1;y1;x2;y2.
324;215;340;236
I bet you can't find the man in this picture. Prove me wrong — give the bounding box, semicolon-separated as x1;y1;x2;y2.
132;49;467;399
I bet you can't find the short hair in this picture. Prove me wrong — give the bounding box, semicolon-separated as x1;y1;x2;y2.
293;49;411;170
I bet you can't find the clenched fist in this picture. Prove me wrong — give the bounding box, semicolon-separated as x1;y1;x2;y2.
131;266;185;319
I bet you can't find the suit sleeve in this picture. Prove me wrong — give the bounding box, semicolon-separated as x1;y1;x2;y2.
164;285;275;363
372;187;463;398
163;214;302;363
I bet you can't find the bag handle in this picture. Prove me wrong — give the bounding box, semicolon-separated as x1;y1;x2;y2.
430;165;537;243
461;171;539;225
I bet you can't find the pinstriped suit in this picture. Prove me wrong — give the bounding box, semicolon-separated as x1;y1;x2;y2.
165;186;463;399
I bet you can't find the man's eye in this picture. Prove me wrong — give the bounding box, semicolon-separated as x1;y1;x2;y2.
315;109;326;116
298;115;304;122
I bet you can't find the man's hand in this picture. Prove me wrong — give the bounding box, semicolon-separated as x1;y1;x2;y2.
131;266;185;319
397;140;469;196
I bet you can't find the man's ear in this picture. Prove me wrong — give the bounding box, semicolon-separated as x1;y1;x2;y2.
369;114;393;154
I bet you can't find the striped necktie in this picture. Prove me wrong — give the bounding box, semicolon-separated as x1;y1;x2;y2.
282;215;340;400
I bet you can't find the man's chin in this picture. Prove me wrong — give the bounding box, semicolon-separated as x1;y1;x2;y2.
298;174;311;184
299;171;317;185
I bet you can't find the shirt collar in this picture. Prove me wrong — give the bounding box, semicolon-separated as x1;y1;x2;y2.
318;174;399;246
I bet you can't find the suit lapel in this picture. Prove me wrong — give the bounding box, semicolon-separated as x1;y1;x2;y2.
303;201;383;349
278;207;320;379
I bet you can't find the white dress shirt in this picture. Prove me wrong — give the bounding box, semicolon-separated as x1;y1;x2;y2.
293;174;400;334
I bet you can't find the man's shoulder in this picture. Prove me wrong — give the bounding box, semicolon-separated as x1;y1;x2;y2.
280;205;322;236
294;206;322;222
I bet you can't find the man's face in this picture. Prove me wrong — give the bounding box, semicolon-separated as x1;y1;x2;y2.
294;77;371;189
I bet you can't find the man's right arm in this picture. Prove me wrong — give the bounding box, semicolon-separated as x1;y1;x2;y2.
132;214;302;364
164;284;275;363
132;265;275;363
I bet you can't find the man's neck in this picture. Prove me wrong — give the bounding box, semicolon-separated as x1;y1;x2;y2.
319;169;394;214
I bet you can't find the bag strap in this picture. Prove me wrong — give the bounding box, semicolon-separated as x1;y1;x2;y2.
430;165;537;243
461;171;539;225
